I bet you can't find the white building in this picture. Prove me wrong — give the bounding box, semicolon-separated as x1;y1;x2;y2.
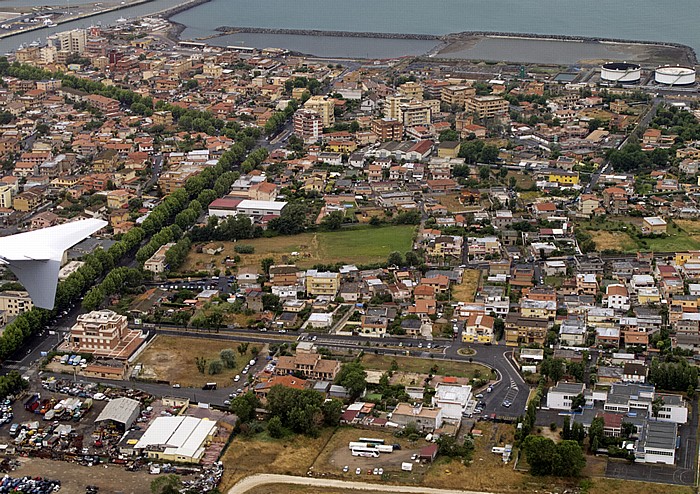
638;421;677;465
432;383;472;422
134;416;217;464
546;382;585;410
235;200;287;219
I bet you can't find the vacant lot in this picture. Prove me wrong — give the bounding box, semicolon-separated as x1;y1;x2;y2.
361;354;490;379
436;194;466;213
13;457;154;494
135;335;262;387
452;269;480;303
182;226;415;272
219;429;335;491
590;230;637;251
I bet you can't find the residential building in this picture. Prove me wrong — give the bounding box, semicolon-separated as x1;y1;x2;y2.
293;108;323;143
546;382;585;409
68;309;144;359
432;383;472;423
143;243;175;274
304;96;334;127
462;314;495;344
0;290;33;316
642;216;667;235
305;270;340;297
464;95;508;118
274;352;341;380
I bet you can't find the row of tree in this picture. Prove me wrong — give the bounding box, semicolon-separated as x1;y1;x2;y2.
649;358;698;393
82;267;143;311
164;237;192;271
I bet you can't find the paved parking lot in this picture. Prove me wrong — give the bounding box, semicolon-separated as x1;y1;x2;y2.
605;460;695;486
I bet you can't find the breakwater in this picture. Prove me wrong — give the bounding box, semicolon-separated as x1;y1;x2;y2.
208;27;697;65
214;26;440;41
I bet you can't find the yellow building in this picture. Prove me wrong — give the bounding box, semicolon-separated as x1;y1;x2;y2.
304;96;335;127
548;170;580;185
305;269;340;297
462;314;495;343
437;141;460;159
520;300;556;320
441;85;475;108
637;287;661;305
675;251;700;266
398;81;424;101
642;216;667;235
465;95;509;118
326;141;357;154
13;189;43;212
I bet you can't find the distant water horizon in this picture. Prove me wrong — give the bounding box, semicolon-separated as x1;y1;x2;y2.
0;0;698;61
171;0;700;56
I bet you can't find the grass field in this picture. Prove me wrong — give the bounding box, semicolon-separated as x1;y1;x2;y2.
674;219;700;235
643;233;700;252
589;230;637;251
585;478;694;494
360;354;490;379
219;429;335;492
181;225;415;272
135;335;262;387
452;269;481;303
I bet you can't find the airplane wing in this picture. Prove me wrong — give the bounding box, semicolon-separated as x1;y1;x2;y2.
0;219;107;309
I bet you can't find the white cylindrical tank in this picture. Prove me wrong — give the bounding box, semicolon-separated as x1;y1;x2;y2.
600;62;642;83
654;65;696;86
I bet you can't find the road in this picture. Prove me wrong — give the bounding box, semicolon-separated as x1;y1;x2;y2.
228;473;495;494
145;326;528;415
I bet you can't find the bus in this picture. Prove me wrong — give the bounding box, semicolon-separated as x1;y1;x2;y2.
351;447;379;458
358;437;385;445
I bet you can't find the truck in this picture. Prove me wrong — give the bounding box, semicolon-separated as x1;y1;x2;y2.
23;394;39;411
401;462;413;472
202;383;217;390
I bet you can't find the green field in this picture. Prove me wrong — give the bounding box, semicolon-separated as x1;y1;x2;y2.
183;225;416;272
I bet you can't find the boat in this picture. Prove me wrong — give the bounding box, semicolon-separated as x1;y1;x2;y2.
115;16;128;23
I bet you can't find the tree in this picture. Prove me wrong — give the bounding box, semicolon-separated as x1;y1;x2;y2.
439;129;459;142
208;359;223;375
479;145;499;163
387;251;403;267
262;293;281;312
195;356;207;374
151;475;181;494
220;349;236;369
267;415;285;438
230;391;259;423
334;361;367;399
570;393;586;412
260;257;274;277
237;342;250;355
320;398;343;426
479;165;490;180
321;211;344;230
404;251;421;267
588;416;605;453
523;435;558;476
553;440;586;477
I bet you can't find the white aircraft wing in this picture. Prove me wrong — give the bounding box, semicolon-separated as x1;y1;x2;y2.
0;219;107;309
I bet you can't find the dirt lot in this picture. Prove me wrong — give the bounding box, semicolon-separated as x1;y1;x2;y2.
11;457;154;494
590;230;637;251
312;427;425;480
435;194;466;213
452;270;480;303
219;429;335;492
135;335;264;388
